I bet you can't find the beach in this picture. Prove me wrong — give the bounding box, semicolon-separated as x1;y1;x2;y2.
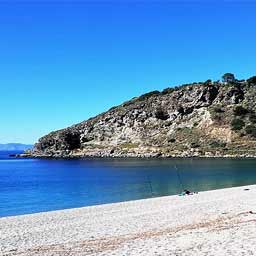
1;185;256;256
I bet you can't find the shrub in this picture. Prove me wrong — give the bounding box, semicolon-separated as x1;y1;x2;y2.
211;106;224;122
213;106;224;113
177;106;184;114
245;125;256;137
155;108;169;120
249;113;256;123
162;87;175;95
233;106;248;116
138;90;160;101
120;143;138;149
168;138;176;143
204;79;212;85
211;112;222;122
191;142;200;148
247;76;256;85
231;119;245;131
209;140;227;148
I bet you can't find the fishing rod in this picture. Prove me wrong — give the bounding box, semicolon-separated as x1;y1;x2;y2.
146;173;154;197
174;165;184;192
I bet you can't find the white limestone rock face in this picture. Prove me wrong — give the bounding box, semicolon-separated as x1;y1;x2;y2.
31;79;256;158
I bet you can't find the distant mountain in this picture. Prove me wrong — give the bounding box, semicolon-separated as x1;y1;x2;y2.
0;143;33;151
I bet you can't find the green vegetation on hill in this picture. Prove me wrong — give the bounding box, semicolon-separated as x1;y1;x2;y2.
31;73;256;158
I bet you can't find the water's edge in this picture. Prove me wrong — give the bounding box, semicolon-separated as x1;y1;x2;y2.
1;152;256;217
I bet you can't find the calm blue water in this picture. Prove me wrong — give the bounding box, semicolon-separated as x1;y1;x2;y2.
1;151;256;217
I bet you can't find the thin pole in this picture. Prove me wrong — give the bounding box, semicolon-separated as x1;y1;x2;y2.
175;165;184;192
147;173;153;197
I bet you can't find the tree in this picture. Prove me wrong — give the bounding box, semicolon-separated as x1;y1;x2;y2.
233;106;248;116
222;73;235;83
249;113;256;123
204;79;212;85
247;76;256;85
231;119;245;131
245;125;256;138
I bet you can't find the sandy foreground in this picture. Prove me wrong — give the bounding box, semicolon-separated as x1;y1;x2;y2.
1;185;256;256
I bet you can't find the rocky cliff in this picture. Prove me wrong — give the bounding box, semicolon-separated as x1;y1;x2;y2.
30;75;256;158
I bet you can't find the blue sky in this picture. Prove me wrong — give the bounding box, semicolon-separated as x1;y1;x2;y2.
0;1;256;144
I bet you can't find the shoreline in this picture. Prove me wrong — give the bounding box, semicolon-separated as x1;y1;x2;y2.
1;184;256;255
17;153;256;159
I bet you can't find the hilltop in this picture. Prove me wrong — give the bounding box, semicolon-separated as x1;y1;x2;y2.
29;74;256;158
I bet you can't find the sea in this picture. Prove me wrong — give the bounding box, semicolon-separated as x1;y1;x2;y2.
1;150;256;217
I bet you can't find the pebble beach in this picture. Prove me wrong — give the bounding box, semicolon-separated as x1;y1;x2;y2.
1;185;256;256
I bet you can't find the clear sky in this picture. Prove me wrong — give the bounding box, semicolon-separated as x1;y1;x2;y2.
0;1;256;144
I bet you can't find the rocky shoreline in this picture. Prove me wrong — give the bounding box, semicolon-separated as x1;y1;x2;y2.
18;150;256;159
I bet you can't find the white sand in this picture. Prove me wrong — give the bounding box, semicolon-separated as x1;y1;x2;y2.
1;185;256;256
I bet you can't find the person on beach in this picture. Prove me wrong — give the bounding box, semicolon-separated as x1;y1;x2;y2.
179;189;198;196
184;189;192;195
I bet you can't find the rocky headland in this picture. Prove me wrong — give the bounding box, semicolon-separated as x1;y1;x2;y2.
27;74;256;158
